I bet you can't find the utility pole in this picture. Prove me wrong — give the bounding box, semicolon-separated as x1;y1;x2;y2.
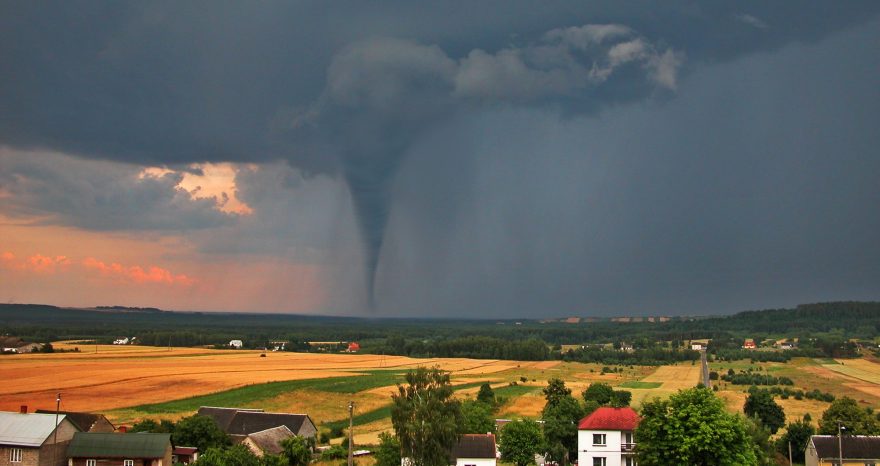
788;441;792;466
53;393;60;466
348;401;354;466
838;421;845;466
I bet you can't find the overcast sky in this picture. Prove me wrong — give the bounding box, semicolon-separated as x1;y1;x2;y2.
1;2;878;317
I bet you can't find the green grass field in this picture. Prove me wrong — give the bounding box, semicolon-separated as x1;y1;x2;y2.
619;381;662;389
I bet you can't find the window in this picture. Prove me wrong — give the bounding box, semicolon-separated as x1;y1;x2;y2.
86;460;96;466
624;458;635;466
124;460;134;466
10;448;23;462
592;458;606;466
592;433;606;445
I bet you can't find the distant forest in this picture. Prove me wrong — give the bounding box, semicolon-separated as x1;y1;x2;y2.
1;301;876;363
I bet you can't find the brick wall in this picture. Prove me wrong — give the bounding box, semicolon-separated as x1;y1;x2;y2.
0;446;41;466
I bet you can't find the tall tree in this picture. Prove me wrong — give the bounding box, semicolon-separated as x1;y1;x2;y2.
636;387;758;466
775;418;815;464
541;379;583;464
818;397;880;434
375;432;402;466
195;445;262;466
280;436;311;466
499;420;543;466
461;399;495;434
174;415;231;452
582;383;614;405
477;383;496;405
391;366;462;466
743;388;785;434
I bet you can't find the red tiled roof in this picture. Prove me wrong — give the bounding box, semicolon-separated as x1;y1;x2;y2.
578;407;639;431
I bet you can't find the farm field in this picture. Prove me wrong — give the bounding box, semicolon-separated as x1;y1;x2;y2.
5;343;879;444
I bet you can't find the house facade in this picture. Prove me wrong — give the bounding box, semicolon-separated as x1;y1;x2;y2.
451;434;496;466
171;448;198;465
577;407;639;466
34;412;113;433
805;435;880;466
67;432;172;466
0;410;79;466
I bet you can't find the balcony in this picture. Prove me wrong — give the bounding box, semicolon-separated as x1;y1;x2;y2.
621;443;636;453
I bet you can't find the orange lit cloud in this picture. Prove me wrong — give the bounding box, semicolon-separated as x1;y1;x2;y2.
140;163;254;215
81;257;195;286
1;251;71;274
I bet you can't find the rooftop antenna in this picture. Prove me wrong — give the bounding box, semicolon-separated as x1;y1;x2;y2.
348;401;354;466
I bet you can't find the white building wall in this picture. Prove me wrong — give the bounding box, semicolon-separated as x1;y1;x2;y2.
578;429;636;466
455;458;495;466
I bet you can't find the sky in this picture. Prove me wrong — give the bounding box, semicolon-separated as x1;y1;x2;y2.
1;1;879;317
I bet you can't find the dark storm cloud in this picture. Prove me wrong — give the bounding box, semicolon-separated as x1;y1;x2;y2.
1;1;879;314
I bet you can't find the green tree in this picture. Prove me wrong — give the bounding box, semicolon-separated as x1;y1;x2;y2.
775;418;815;464
477;383;496;405
173;415;231;452
374;432;401;466
129;418;174;433
610;390;632;408
499;420;543;466
743;417;776;466
743;388;785;434
582;383;614;405
280;435;311;466
391;366;462;466
636;387;758;466
818;397;880;434
461;400;495;434
195;445;262;466
542;379;583;464
261;455;289;466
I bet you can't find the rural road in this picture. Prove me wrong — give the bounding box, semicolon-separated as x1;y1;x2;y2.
700;350;711;388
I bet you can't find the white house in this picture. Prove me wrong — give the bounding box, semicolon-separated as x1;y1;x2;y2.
229;340;244;349
452;434;496;466
578;407;639;466
690;343;706;351
113;337;129;345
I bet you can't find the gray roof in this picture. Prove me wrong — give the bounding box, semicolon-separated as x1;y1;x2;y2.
198;406;264;432
67;432;171;458
198;407;313;437
247;426;295;455
0;412;68;447
452;434;496;460
35;410;110;432
812;435;880;459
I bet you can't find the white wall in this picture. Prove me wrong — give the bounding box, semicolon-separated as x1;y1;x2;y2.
578;429;636;466
455;458;495;466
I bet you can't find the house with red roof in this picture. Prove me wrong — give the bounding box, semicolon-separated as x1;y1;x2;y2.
577;407;639;466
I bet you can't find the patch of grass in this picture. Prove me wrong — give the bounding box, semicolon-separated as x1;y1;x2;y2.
619;381;662;389
815;358;839;365
324;404;392;432
129;370;403;414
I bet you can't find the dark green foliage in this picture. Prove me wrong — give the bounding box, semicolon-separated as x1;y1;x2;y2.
636;387;758;466
194;445;262;466
499;420;543;466
542;379;583;463
374;432;401;466
461;399;495;434
129;418;173;433
582;383;614;405
280;436;311;466
742;417;776;466
477;383;496;405
610;390;632;407
721;370;793;386
818;397;880;435
775;418;815;464
743;388;785;434
391;367;462;466
173;415;231;452
319;446;347;461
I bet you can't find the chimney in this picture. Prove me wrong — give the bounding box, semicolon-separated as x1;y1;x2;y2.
118;425;127;433
19;405;27;414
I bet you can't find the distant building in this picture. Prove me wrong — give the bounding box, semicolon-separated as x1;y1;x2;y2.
0;408;79;466
805;435;880;466
229;340;244;349
578;407;640;466
34;410;114;433
67;432;172;466
452;434;497;466
742;339;757;349
242;426;296;457
112;337;129;345
691;343;706;351
172;447;199;465
347;342;360;352
197;407;317;442
270;341;288;351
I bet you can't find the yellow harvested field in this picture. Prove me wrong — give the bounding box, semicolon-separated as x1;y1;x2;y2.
0;344;561;413
497;393;545;418
641;364;702;390
826;359;880;385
